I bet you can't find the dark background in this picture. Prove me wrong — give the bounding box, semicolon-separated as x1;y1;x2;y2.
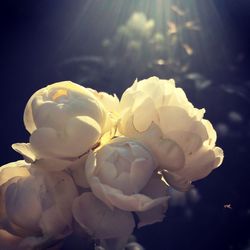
1;0;250;249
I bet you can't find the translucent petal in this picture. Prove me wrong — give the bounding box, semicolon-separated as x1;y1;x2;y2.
158;106;208;142
11;143;36;163
133;98;158;132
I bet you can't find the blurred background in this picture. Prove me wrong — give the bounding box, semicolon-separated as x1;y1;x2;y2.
1;0;250;249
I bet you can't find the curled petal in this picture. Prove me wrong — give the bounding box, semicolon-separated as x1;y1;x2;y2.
11;144;36;163
89;137;156;191
88;176;167;212
86;150;166;211
202;119;217;147
176;146;224;182
30;116;101;158
0;161;30;186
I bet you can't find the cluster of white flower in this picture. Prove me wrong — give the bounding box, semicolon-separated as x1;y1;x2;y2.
0;77;223;250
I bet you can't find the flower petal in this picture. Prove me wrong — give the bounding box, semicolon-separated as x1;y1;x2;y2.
164;130;203;156
5;177;43;233
88;177;168;212
136;174;169;227
72;192;135;239
176;146;224;181
30;116;101;158
129;158;156;193
133;98;158;132
41;171;78;224
11;143;36;163
32;102;69;131
39;206;72;237
0;229;22;250
134;123;185;171
70;155;89;188
0;161;30;186
86;150;167;211
158;106;208;142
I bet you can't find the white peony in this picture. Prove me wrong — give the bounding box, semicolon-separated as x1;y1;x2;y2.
0;160;78;248
118;76;224;191
12;81;119;171
72;138;168;240
22;81;113;159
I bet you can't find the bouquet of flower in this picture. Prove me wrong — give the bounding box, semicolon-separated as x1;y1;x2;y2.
0;77;223;250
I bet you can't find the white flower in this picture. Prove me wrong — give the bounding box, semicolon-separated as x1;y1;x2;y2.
120;12;155;39
72;138;168;240
22;81;112;159
0;161;78;244
12;82;120;171
118;77;224;191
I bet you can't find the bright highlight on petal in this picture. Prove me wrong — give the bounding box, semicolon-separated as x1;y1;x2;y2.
51;89;68;101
